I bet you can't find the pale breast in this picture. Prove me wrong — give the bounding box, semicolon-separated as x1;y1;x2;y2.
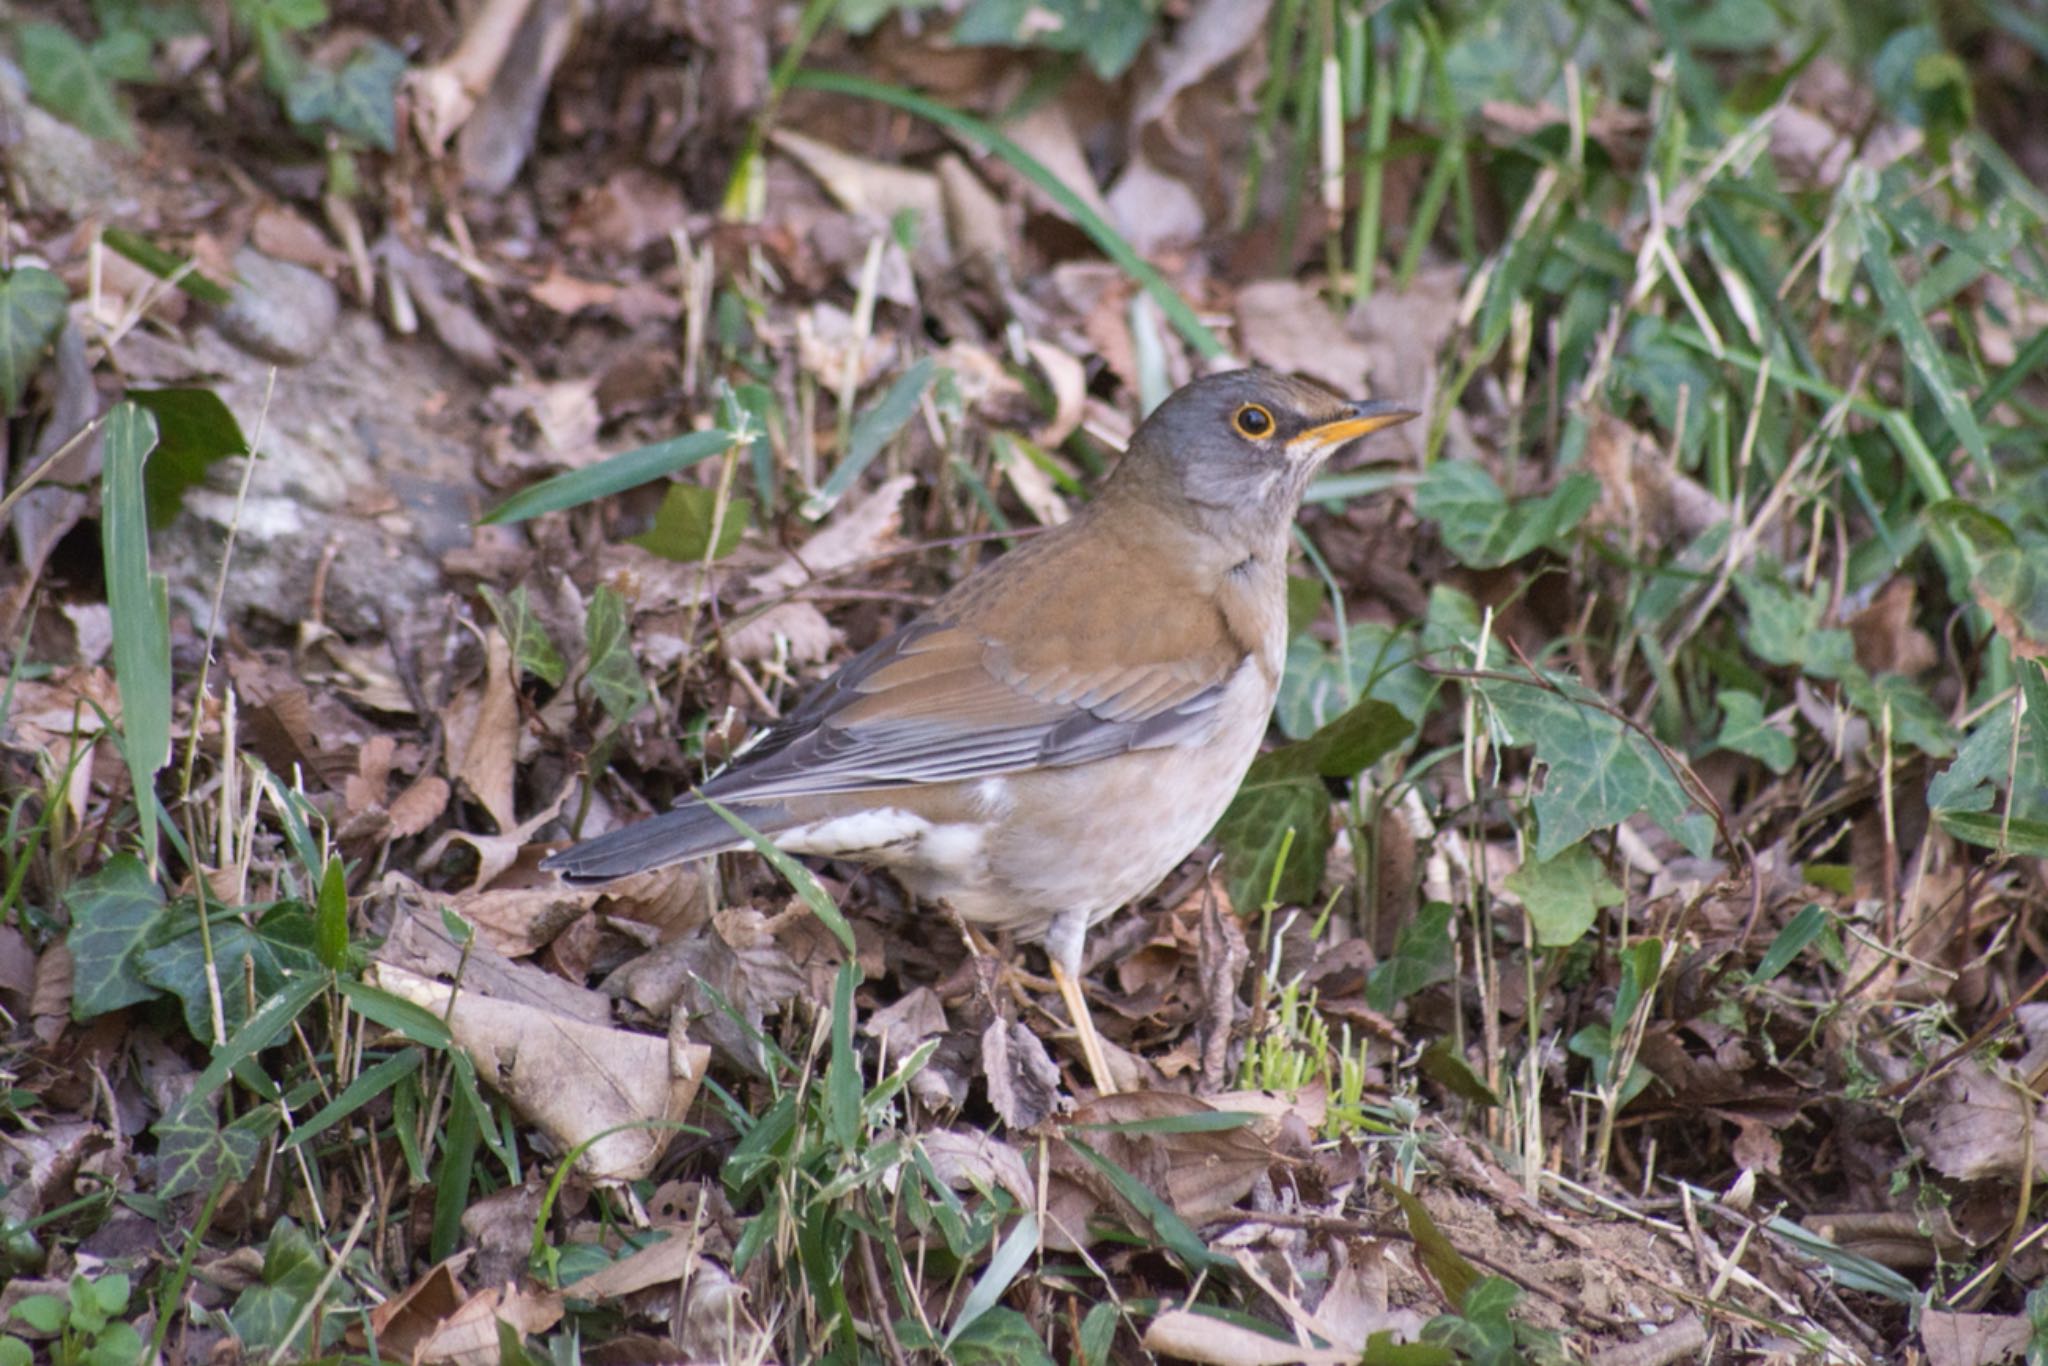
940;653;1279;938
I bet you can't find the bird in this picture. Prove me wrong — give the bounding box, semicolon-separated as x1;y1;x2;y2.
543;368;1416;1094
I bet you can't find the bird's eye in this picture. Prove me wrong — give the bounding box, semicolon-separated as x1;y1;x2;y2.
1233;404;1275;438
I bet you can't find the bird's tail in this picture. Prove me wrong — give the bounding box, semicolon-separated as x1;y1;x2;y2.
539;799;790;885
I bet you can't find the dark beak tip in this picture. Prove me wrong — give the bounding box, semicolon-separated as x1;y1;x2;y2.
1350;398;1421;422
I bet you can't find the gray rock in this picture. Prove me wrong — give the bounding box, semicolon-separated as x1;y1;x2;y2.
0;54;138;217
212;247;341;365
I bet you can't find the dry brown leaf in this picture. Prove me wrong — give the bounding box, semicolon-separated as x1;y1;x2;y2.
772;128;950;268
359;1258;467;1357
751;474;915;595
388;773;452;838
1907;1058;2048;1182
443;883;592;957
920;1129;1036;1211
727;600;841;665
490;376;603;468
1107;153;1208;255
561;167;689;254
983;1018;1064;1129
1001;100;1115;224
1920;1310;2030;1366
1849;577;1937;676
795;301;899;393
374;875;613;1023
448;628;520;835
416;1282;563;1366
29;942;72;1044
938;152;1013;281
373;963;708;1181
1131;0;1274;132
252;205;348;273
1142;1309;1355;1365
559;1226;699;1299
1069;1091;1283;1226
864;984;949;1060
527;266;618;315
1236;280;1374;395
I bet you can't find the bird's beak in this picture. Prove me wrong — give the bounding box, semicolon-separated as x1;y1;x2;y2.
1297;398;1420;451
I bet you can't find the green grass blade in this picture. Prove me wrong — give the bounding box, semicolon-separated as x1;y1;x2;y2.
945;1211;1041;1348
479;428;739;525
282;1047;423;1150
1858;210;1992;481
802;357;935;519
102;402;171;867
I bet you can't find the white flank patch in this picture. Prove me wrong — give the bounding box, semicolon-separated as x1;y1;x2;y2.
918;823;987;879
776;809;928;857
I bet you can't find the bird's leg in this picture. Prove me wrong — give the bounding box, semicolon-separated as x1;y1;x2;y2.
1045;909;1117;1095
940;904;1035;1017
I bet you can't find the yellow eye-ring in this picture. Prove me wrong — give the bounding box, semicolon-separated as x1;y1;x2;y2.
1233;404;1275;438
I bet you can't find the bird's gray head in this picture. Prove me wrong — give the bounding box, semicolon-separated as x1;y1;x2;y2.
1113;369;1415;538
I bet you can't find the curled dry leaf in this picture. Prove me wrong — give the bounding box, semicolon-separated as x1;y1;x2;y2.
1141;1309;1356;1366
423;788;569;890
440;882;592;957
373;963;708;1182
726;600;841;666
920;1128;1036;1212
1235;280;1374;396
1024;338;1088;450
582;863;711;942
750;473;915;595
373;871;612;1023
982;1017;1064;1130
1906;1057;2048;1182
447;628;520;835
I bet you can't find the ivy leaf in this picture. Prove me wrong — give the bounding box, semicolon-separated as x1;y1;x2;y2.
1478;671;1713;862
1365;901;1455;1011
285;39;404;149
582;584;648;723
1713;689;1795;774
138;901;322;1042
127;387;249;528
1212;776;1327;915
628;483;753;562
16;21;137;145
1248;696;1413;784
1503;840;1624;948
1416;462;1599;568
230;1218;329;1352
154;1103;275;1200
64;853;169;1017
480;584;567;688
0;265;70;414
